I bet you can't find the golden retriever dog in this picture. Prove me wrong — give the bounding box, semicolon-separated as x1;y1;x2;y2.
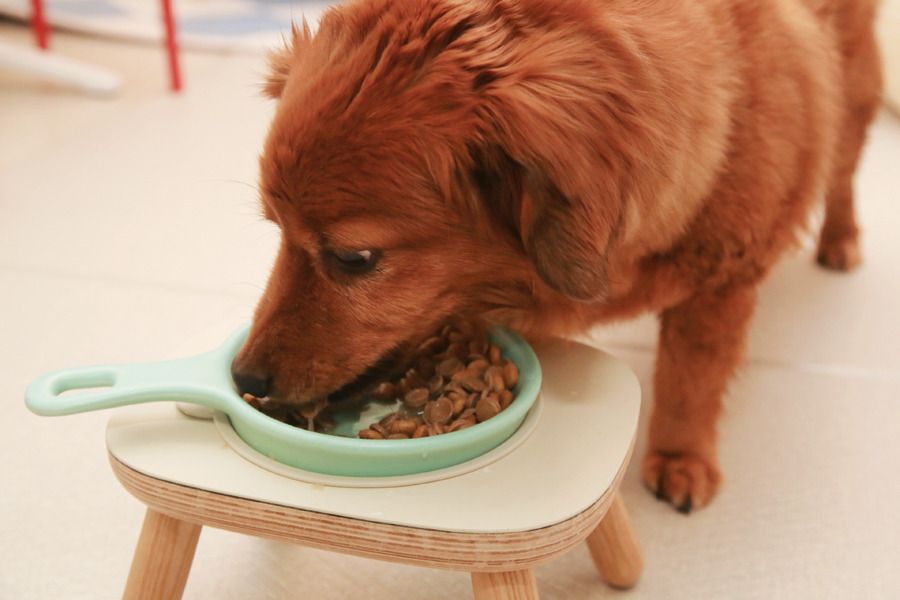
231;0;882;512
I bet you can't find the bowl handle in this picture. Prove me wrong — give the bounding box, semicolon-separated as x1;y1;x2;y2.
24;353;231;416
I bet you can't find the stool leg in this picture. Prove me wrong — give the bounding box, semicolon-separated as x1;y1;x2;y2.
123;508;202;600
585;491;644;589
471;569;539;600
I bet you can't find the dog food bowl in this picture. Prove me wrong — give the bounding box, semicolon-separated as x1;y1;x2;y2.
24;323;542;477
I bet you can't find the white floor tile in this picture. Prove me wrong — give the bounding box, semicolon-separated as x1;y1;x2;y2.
0;37;279;297
0;269;251;600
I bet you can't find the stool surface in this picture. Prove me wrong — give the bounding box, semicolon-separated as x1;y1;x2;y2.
107;338;638;534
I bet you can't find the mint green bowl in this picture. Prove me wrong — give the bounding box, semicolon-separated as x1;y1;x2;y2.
24;323;542;477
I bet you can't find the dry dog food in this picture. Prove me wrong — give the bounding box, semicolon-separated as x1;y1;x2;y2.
242;322;520;439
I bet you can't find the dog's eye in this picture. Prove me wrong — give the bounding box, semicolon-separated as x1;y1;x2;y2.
326;248;381;275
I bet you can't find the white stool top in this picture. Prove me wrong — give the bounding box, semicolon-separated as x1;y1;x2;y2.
106;337;640;535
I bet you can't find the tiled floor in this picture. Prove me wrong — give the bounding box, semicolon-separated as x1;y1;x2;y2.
1;21;898;600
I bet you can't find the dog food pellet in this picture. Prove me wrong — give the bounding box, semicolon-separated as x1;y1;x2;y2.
448;419;474;432
242;393;262;410
404;387;430;409
405;369;427;390
368;423;388;438
390;419;418;436
489;344;502;364
484;366;505;392
428;374;444;396
451;394;467;417
413;424;430;438
476;396;501;422
437;357;464;377
418;336;444;354
467;359;490;375
415;357;436;378
461;375;487;393
387;433;410;440
502;361;519;388
379;413;400;427
359;429;384;440
424;398;454;425
371;382;396;401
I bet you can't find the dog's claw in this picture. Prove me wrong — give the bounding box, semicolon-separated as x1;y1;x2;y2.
816;235;861;271
643;450;720;513
654;482;666;501
676;496;693;514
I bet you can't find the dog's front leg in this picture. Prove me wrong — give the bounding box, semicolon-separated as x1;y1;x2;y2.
643;284;757;513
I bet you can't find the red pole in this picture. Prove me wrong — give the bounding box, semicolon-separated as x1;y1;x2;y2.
160;0;182;91
31;0;49;50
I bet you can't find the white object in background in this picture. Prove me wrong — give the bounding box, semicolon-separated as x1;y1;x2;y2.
0;0;330;54
0;38;121;97
879;0;900;113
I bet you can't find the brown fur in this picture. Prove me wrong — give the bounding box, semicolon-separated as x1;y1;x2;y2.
233;0;882;511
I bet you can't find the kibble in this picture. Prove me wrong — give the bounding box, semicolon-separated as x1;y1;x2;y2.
371;382;396;401
241;320;522;439
499;389;514;410
448;419;474;432
461;375;487;393
370;423;390;438
467;359;490;376
404;387;430;409
428;374;444;397
390;419;418;436
424;397;454;425
489;344;502;365
415;357;436;378
380;413;401;428
502;361;519;388
437;357;464;377
476;396;502;422
359;429;384;440
451;394;467;417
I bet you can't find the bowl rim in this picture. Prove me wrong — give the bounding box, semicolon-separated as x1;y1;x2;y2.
214;395;543;487
224;325;543;459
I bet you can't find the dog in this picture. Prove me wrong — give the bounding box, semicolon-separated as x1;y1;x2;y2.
231;0;882;512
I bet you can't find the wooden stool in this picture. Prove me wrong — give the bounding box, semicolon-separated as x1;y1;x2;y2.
107;338;643;600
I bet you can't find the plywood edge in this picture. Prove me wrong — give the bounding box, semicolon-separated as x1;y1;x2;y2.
108;443;632;572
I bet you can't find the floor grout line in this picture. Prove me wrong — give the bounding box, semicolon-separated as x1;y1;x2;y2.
584;340;900;382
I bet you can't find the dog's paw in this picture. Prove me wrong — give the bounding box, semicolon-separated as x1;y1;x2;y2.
642;451;721;514
816;235;861;271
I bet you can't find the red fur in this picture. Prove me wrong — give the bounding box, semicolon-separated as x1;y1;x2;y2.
235;0;882;511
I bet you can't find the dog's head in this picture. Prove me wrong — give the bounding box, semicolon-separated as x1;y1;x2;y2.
231;0;657;405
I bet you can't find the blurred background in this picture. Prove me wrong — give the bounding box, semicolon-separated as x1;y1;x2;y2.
1;2;898;599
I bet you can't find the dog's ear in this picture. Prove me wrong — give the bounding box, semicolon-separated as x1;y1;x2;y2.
519;169;621;303
467;148;623;304
263;20;313;99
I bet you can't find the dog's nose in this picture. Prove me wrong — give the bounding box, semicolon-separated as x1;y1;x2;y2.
232;369;271;399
